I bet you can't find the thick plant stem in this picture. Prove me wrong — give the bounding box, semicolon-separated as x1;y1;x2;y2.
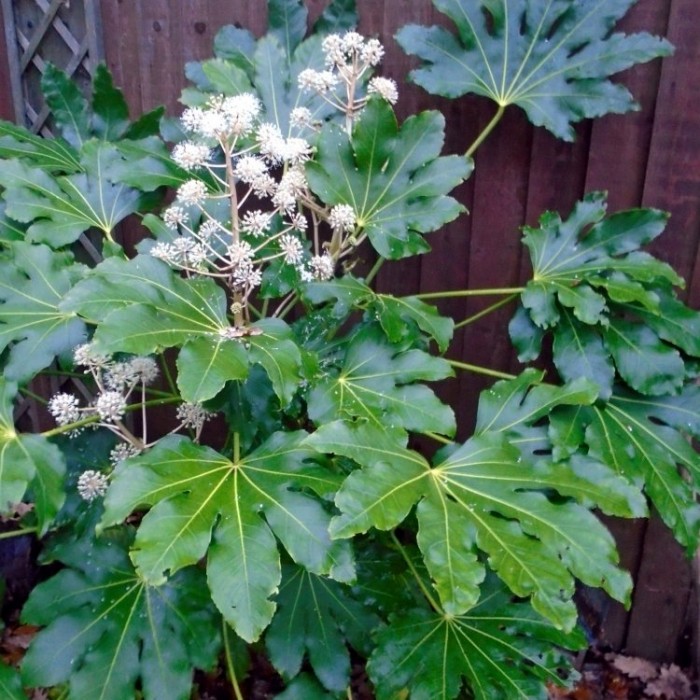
465;103;506;158
390;531;443;614
365;256;385;286
448;359;517;381
454;293;519;329
0;526;37;540
223;621;244;700
415;287;524;300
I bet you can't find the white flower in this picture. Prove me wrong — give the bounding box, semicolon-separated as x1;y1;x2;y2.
322;34;345;65
176;402;213;431
309;254;335;281
290;107;314;129
328;203;356;232
282;137;312;165
241;210;272;237
197;218;222;242
150;241;174;263
176;179;208;206
95;391;127;423
77;469;109;502
233;261;262;288
274;168;307;211
342;31;365;53
361;38;384;66
280;234;304;264
181;106;205;133
221;93;261;136
234;155;269;184
298;68;338;94
163;205;189;229
48;393;80;426
127;356;160;385
109;442;141;466
197;109;229;139
368;77;399;104
257;122;287;164
73;343;110;369
228;241;254;266
290;211;308;231
172;141;211;170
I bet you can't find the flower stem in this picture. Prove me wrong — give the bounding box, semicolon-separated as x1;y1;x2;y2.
223;620;244;700
0;526;37;540
465;103;506;158
454;293;519;329
448;359;516;381
415;287;524;300
390;531;443;614
365;256;385;286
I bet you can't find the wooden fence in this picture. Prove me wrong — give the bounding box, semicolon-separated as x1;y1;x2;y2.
0;0;699;668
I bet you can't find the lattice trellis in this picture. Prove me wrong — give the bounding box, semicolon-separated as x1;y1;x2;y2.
1;0;103;134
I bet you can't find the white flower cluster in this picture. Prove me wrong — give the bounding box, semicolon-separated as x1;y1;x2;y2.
48;345;160;434
176;402;213;433
181;93;262;140
298;31;398;114
77;469;109;502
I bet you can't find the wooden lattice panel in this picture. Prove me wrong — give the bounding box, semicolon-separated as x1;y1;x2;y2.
1;0;103;134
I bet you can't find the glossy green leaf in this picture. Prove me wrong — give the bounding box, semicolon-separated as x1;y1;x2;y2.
397;0;673;141
368;576;585;700
0;242;86;381
312;0;357;34
0;143;148;247
21;533;220;700
0;662;23;700
101;434;350;642
308;325;455;436
91;64;131;140
41;63;90;148
266;564;381;692
306;98;471;258
0;379;65;533
583;388;700;554
0;120;81;172
269;0;308;56
274;674;334;700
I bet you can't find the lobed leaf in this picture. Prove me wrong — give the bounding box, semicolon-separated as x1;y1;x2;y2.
397;0;673;141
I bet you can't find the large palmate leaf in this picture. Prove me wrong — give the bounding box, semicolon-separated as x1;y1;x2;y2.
64;255;302;404
184;0;356;134
0;144;150;247
307;98;471;259
0;242;86;381
265;564;381;692
308;372;645;629
511;193;696;399
367;576;585;700
101;433;351;642
307;325;455;436
564;386;700;554
0;120;81;173
305;275;454;351
397;0;673;141
0;380;65;533
0;663;23;700
21;532;220;700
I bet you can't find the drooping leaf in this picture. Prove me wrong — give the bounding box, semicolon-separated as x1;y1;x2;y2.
0;380;65;533
397;0;673;141
21;531;220;700
266;564;381;692
0;120;81;172
41;63;90;147
581;387;700;554
367;576;585;700
306;98;471;258
307;325;455;436
101;433;351;642
0;242;86;381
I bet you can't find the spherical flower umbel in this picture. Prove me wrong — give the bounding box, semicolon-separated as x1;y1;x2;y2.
77;469;109;502
280;234;304;265
163;205;189;230
73;343;110;369
328;204;357;232
176;402;213;431
241;210;272;237
368;77;399;104
176;179;208;206
48;393;80;426
172;141;211;170
109;442;142;466
95;391;127;423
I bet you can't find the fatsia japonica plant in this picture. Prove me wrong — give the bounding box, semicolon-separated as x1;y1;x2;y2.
0;0;693;698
